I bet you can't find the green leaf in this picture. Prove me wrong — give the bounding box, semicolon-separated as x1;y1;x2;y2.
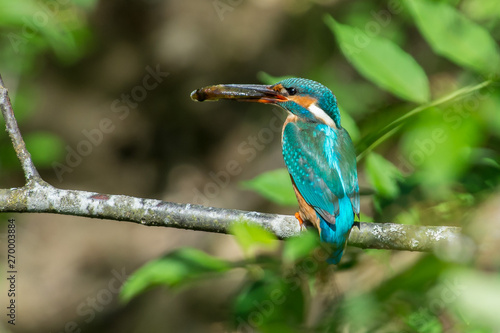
0;0;40;25
230;221;279;257
282;229;320;263
241;168;297;206
343;294;380;331
24;131;65;167
407;308;443;333
462;0;500;22
365;152;403;199
395;209;420;225
234;270;304;332
339;105;360;143
72;0;99;9
325;15;430;103
120;248;231;303
257;72;294;85
407;0;500;75
439;269;500;330
374;255;447;301
0;0;91;64
400;108;483;190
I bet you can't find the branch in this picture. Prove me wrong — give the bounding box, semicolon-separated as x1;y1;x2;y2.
0;74;466;253
0;183;463;251
0;75;42;184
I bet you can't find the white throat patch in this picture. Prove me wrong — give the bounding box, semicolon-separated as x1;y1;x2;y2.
308;103;338;129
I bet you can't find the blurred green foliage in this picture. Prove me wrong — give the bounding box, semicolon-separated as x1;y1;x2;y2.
120;247;232;303
408;0;500;75
365;152;402;200
229;220;281;258
241;168;297;206
123;0;500;331
121;225;324;333
0;0;95;175
0;0;94;69
325;14;431;103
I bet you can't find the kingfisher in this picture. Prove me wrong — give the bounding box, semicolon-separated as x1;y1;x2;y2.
190;78;360;264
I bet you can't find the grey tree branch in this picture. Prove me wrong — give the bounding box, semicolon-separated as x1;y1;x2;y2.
0;183;463;251
0;75;42;184
0;74;465;252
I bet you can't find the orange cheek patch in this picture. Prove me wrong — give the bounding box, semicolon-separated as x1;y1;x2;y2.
288;95;317;108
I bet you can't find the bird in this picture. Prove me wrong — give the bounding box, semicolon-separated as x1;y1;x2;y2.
190;78;360;264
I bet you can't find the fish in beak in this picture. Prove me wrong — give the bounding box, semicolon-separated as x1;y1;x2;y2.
190;84;287;104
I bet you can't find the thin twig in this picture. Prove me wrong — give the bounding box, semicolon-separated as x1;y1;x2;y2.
0;74;42;184
357;80;493;161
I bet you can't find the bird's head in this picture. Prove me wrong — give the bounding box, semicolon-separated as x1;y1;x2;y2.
191;77;341;129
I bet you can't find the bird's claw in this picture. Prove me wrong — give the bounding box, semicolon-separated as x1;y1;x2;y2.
295;212;307;232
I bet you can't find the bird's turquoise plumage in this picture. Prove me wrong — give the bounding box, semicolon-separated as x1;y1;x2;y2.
190;77;360;264
282;120;359;263
277;78;360;264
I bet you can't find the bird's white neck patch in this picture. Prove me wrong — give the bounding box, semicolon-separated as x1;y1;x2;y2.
308;103;338;129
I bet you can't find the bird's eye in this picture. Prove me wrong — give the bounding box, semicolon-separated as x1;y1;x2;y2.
287;87;297;95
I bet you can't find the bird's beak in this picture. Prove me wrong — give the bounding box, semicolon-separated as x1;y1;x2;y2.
190;84;287;104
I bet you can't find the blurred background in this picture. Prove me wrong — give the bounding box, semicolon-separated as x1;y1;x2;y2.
0;0;500;332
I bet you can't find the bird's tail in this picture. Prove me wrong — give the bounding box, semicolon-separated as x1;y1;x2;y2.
319;197;354;264
319;222;349;264
326;246;345;265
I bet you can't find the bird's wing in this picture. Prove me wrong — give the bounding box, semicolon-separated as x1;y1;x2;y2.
282;121;359;223
337;128;360;217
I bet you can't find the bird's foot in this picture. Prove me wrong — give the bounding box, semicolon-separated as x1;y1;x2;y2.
295;212;307;232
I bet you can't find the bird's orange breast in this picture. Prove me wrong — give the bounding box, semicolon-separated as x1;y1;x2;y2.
290;177;322;233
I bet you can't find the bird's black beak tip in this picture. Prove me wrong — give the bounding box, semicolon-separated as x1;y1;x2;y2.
190;89;206;102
